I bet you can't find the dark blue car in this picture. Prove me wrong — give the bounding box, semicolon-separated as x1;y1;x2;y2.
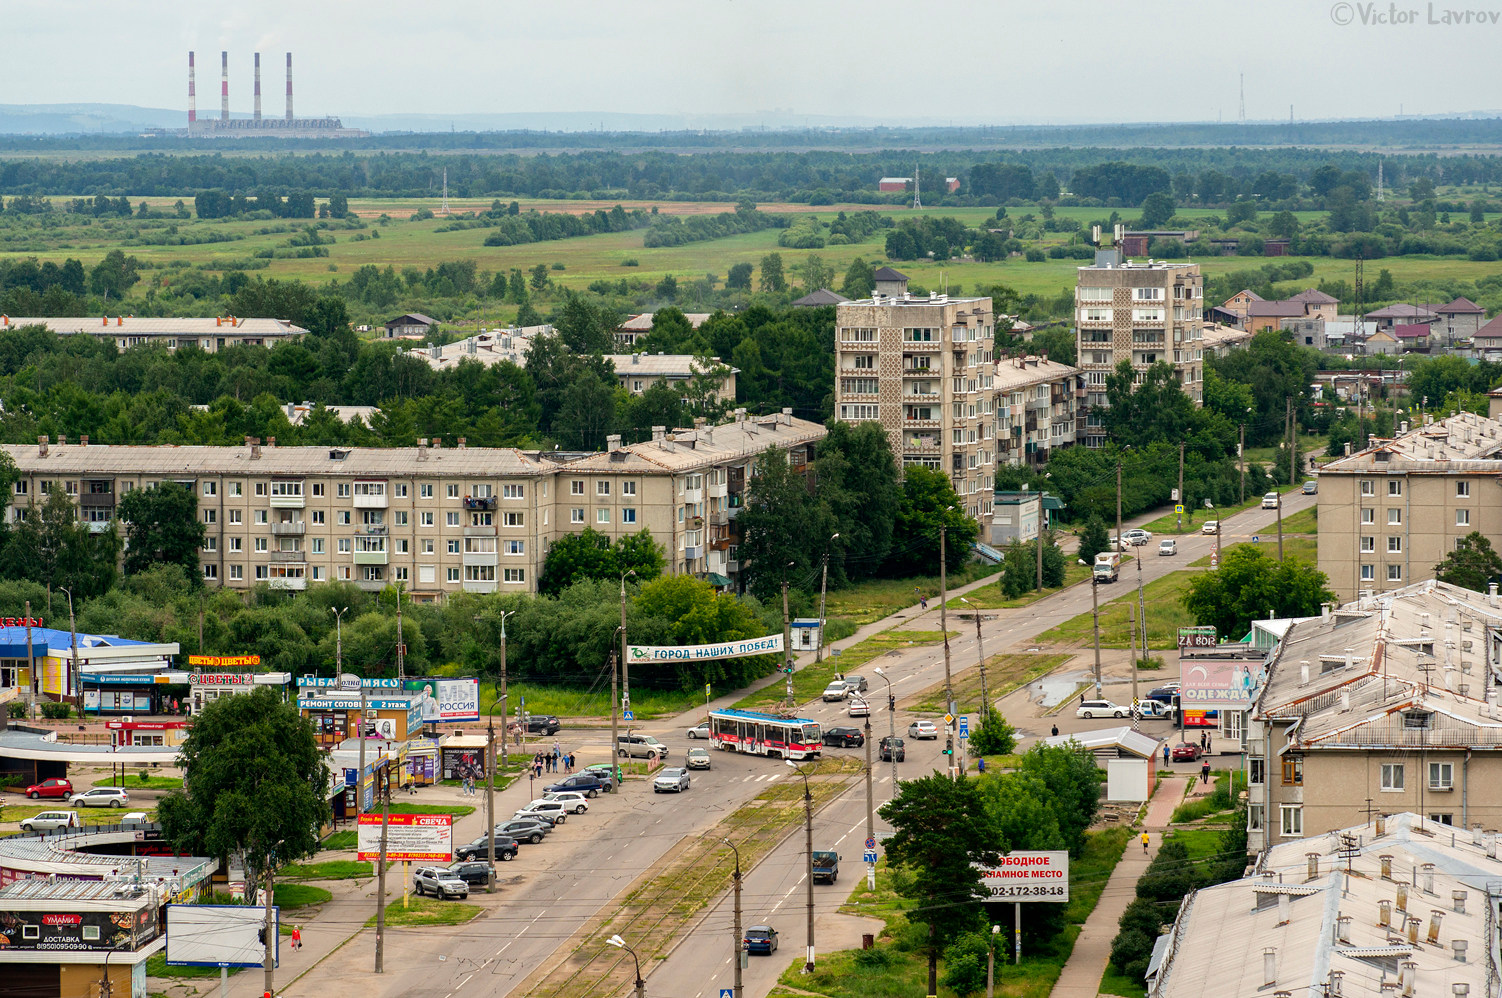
744;925;779;955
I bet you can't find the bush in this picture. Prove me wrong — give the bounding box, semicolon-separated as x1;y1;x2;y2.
138;769;152;785
7;702;25;719
1025;248;1046;262
852;945;893;969
39;702;71;719
969;707;1017;756
1117;897;1164;940
621;258;639;267
1109;927;1154;975
941;931;991;997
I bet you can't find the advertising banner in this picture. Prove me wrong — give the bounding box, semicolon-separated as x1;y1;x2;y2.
404;678;481;722
0;905;159;951
978;851;1070;902
188;655;261;668
1180;658;1261;709
627;634;783;664
357;813;453;862
1176;627;1217;649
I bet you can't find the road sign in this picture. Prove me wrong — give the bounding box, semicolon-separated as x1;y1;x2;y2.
958;716;970;738
864;851;878;863
721;990;734;998
866;836;876;849
623;710;635;721
1251;535;1259;543
1174;504;1184;514
943;713;955;726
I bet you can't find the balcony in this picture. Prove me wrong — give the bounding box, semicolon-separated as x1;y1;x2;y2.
684;487;703;505
707;479;728;500
358;525;388;536
270;522;306;537
904;417;940;429
464;524;497;537
902;339;940;351
269;488;305;509
267;577;308;591
86;521;111;533
462;550;499;567
904;438;940;454
727;558;739;574
352;490;388;510
355;579;387;592
353;540;389;566
463;496;497;511
709;509;729;527
270;551;306;564
463;580;498;594
79;488;114;508
684;545;702;561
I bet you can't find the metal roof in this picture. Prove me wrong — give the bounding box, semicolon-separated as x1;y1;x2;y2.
1;316;305;337
3;442;549;478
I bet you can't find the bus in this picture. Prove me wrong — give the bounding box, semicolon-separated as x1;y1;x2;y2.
707;707;822;761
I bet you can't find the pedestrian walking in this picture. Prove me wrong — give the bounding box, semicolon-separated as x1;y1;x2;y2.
291;925;301;950
1140;831;1150;854
1050;724;1059;738
1162;743;1170;766
566;753;575;773
1200;759;1211;785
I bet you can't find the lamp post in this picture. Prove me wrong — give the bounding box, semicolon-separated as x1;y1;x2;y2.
619;568;636;714
496;609;516;771
938;512;955;778
331;606;363;814
781;560;796;703
611;624;625;790
959;597;989;716
874;667;899;787
786;760;816;974
605;935;645;998
59;587;78;711
485;654;512;895
816;534;839;663
1079;560;1103;698
723;838;744;998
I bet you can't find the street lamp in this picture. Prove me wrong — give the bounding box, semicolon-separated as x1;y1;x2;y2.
484;610;513;898
330;605;366;814
58;586;79;712
723;838;744;998
786;760;816;974
611;624;626;789
816;533;839;664
874;667;899;787
605;935;645;998
1078;560;1103;698
619;568;636;712
959;598;990;716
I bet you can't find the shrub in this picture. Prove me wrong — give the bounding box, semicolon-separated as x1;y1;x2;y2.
621;258;639;267
941;932;991;997
1109;927;1154;974
1117;897;1164;939
39;702;71;719
852;945;892;969
1025;248;1046;262
969;707;1017;756
7;702;26;719
551;262;566;270
138;769;152;785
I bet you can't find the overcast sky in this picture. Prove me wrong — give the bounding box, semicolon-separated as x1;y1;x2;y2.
7;0;1498;124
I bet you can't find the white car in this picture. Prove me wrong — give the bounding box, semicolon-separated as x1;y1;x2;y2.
687;722;710;739
69;788;129;808
1201;520;1219;535
526;796;585;817
1158;539;1177;557
1261;492;1281;509
847;697;870;718
541;791;591;813
514;802;567;825
1076;699;1127;719
821;682;849;702
1122;529;1152;546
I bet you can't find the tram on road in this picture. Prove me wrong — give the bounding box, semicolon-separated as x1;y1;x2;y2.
707;707;822;760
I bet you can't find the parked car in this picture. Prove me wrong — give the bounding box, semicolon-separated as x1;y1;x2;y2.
493;819;551;844
1158;539;1177;557
744;925;779;955
20;810;80;833
1076;699;1127;719
823;727;865;748
582;763;621;783
546;773;613;797
1302;480;1318;495
1137;699;1173;719
686;722;710;739
25;778;72;800
523;714;561;736
847;697;870;718
653;767;691;793
447;861;496;887
685;747;711;770
454;835;518;861
515;801;569;824
412;866;469;900
1122;528;1153;546
841;675;869;694
1261;492;1281;509
1201;520;1220;535
540;791;591;813
616;734;670;759
68;788;129;808
1171;742;1203;762
878;736;906;762
1146;685;1180;705
821;681;850;702
908;720;939;740
119;812;151;829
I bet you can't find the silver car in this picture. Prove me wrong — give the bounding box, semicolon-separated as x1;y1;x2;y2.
69;787;130;808
652;767;691;793
20;810;81;832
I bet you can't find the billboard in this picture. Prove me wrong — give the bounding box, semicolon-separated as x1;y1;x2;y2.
0;905;159;952
627;634;783;664
357;813;453;862
978;851;1070;902
1180;658;1262;709
166;905;276;968
1176;627;1217;649
405;677;480;723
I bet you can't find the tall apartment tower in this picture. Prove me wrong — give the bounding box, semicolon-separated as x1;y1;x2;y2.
834;268;998;525
1074;250;1204;446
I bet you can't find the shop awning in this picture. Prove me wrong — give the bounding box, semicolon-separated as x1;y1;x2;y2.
707;573;733;587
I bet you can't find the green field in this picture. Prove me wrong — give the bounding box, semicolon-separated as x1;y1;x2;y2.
1189;535;1317;567
1037;571;1200;651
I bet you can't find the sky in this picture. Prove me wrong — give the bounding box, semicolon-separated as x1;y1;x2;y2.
6;0;1500;125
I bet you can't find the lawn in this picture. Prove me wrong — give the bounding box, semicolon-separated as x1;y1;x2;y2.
944;562;1091;611
909;654;1072;713
1035;572;1200;651
272;883;332;909
2;804;156;826
320;830;357;850
367;897;484;928
1138;482;1301;535
734;629;954;711
146;953;240;980
279;860;373;881
1189;534;1317;567
825;563;1001;628
92;775;182;791
476;681;702;721
1280;506;1317;534
385;803;475;818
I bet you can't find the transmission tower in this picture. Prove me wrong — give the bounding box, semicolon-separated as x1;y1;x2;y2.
441;169;450;216
1376;162;1385;202
912;163;921;210
1238;73;1245;125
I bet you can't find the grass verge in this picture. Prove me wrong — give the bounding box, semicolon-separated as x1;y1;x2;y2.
386;803;475;818
93;775;182;791
824;563;1001;627
146;953;239;980
2;805;156;826
734;630;954;711
367;897;484;927
908;654;1071;713
321;830;357;850
273;884;332;909
1280;506;1317;533
477;682;702;721
944;562;1092;611
280;860;373;881
1137;481;1302;535
1189;534;1317;568
1035;572;1200;650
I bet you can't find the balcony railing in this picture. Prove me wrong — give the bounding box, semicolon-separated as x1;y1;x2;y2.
271;522;306;536
463;496;497;511
270;551;306;563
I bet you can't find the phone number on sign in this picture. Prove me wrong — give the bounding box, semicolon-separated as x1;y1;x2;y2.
987;885;1067;898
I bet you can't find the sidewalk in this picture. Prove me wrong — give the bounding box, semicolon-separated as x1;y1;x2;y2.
1048;777;1188;998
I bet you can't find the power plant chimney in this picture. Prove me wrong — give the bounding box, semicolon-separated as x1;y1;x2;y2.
285;52;293;121
220;50;229;121
253;52;261;121
187;51;196;125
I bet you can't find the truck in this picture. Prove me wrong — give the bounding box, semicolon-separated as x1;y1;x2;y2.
811;850;840;883
1093;551;1121;583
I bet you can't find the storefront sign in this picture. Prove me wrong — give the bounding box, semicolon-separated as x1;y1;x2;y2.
0;616;44;628
191;672;258;687
295;697;415;710
188;655;261;668
300;676;404;689
1181;659;1261;709
405;678;480;722
0;905;158;951
1176;627;1218;649
356;813;452;862
978;851;1070;902
627;634;784;663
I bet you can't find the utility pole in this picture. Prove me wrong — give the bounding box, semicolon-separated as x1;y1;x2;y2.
64;588;79;712
1278;396;1290;562
1128;604;1138;730
1115;459;1123;549
263;857;276;995
1176;442;1185;532
24;602;34;702
816;535;838;662
726;839;744;998
611;623;624;785
498;611;514;771
1035;508;1043;592
961;599;990;715
939;522;955;778
619;570;633;712
782;567;795;703
1239;421;1247;505
375;787;389;972
394;584;405;680
791;764;816;974
876;668;899;788
1089;575;1103;697
863;707;875;890
1136;546;1148;665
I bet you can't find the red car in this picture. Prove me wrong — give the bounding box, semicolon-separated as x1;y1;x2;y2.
1170;743;1202;762
25;778;73;800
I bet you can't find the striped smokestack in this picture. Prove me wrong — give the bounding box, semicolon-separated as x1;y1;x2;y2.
220;50;228;121
187;51;196;125
285;52;293;121
254;52;261;121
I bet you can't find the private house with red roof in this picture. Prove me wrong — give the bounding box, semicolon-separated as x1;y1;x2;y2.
1364;302;1439;332
1436;296;1485;345
1392;323;1432;352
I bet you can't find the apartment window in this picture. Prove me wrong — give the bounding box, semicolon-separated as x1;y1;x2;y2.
1360;536;1375;553
1381;763;1405;791
395;484;408;498
446;512;460;526
1280;805;1303;838
473;484;492;499
395;511;408;526
1133;287;1164;301
1429;813;1454;826
1387;536;1402;553
310;483;323;497
229;482;243;497
447;485;460;498
254;510;268;524
842;378;880;395
472;512;494;526
203;509;217;524
622;481;636;497
1388;509;1401;525
353;482;385;499
254;482;266;497
421;512;434;527
1248;759;1265;785
571;508;585;524
840;404;880;421
1457;481;1471;498
338;511;351;525
203;482;217;497
1360;564;1374;581
622;508;637;524
1281;755;1303;786
203;564;218;580
202;537;217;553
853;354;874;369
230;537;242;553
597;509;610;524
503;484;524;499
1078;286;1111;302
597;481;611;497
447;567;460;582
228;509;242;525
1361;508;1375;524
422;539;434;554
1457;509;1470;527
447;540;461;554
1429;762;1454;790
421;484;433;498
1388;564;1403;582
1360;480;1375;496
338;539;351;554
1388;480;1402;496
311;539;323;554
503;512;523;527
229;565;243;580
505;540;524;555
254;538;268;552
904;327;935;342
571;481;585;496
394;567;408;581
255;566;269;580
465;565;496;582
337;483;351;498
312;510;325;525
396;539;409;554
503;568;525;584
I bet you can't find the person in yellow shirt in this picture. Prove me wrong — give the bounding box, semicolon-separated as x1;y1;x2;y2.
1141;831;1150;854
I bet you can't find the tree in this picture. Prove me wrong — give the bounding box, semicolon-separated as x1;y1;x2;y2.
815;421;900;585
967;707;1017;757
116;482;205;584
758;253;786;293
0;488;119;599
1182;546;1334;639
551;369;617;450
797;254;834;294
1016;742;1102;854
726;262;753;291
736;447;836;603
1435;532;1502;593
538;528;615;596
88;249;142;300
1139;191;1176;229
840;258;874;299
157;686;330;949
1077;514;1111;565
880;775;1001;998
887;467;978;576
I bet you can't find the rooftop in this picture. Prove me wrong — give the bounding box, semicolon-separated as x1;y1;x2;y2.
603;354;737;378
1246;300;1309;318
1438;296;1484;314
2;441;550;478
1316;410;1502;472
992;354;1079;391
385;313;437;327
1393;323;1432;338
554;410;824;475
0;316;306;337
790;288;849;307
1366;303;1439;321
1288;288;1339;304
871;266;908;281
617;312;714;332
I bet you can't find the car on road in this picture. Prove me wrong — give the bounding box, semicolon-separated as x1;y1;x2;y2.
821;681;850;702
25;778;72;800
1077;699;1127;719
878;736;906;762
1137;699;1174;719
822;727;865;748
811;850;840;884
653;767;691;793
494;819;551;844
907;720;939;740
523;714;561;736
1146;686;1179;705
841;675;869;694
454;835;518;862
546;773;613;797
1302;480;1318;495
1158;539;1176;557
19;810;80;833
515;800;570;824
412;866;469;900
744;925;779;955
1201;520;1219;535
1122;529;1153;546
617;734;670;759
447;861;496;887
1261;492;1281;509
685;747;711;770
686;722;710;739
541;791;591;813
847;697;870;718
1171;742;1203;762
582;764;622;786
68;788;130;808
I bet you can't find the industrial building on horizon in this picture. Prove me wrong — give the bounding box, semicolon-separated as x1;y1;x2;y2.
154;50;367;139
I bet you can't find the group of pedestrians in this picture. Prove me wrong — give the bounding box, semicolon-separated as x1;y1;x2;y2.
531;742;576;779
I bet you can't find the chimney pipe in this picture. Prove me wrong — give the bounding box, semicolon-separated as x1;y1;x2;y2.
187;51;196;126
1277;892;1290;923
37;435;48;458
1422;864;1435;894
285;52;293;121
1336;914;1351;943
1379;898;1392;926
254;52;261;121
79;435;87;447
1397;882;1408;911
220;51;228;122
1453;938;1468;962
1262;948;1277;988
1307;853;1320;880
